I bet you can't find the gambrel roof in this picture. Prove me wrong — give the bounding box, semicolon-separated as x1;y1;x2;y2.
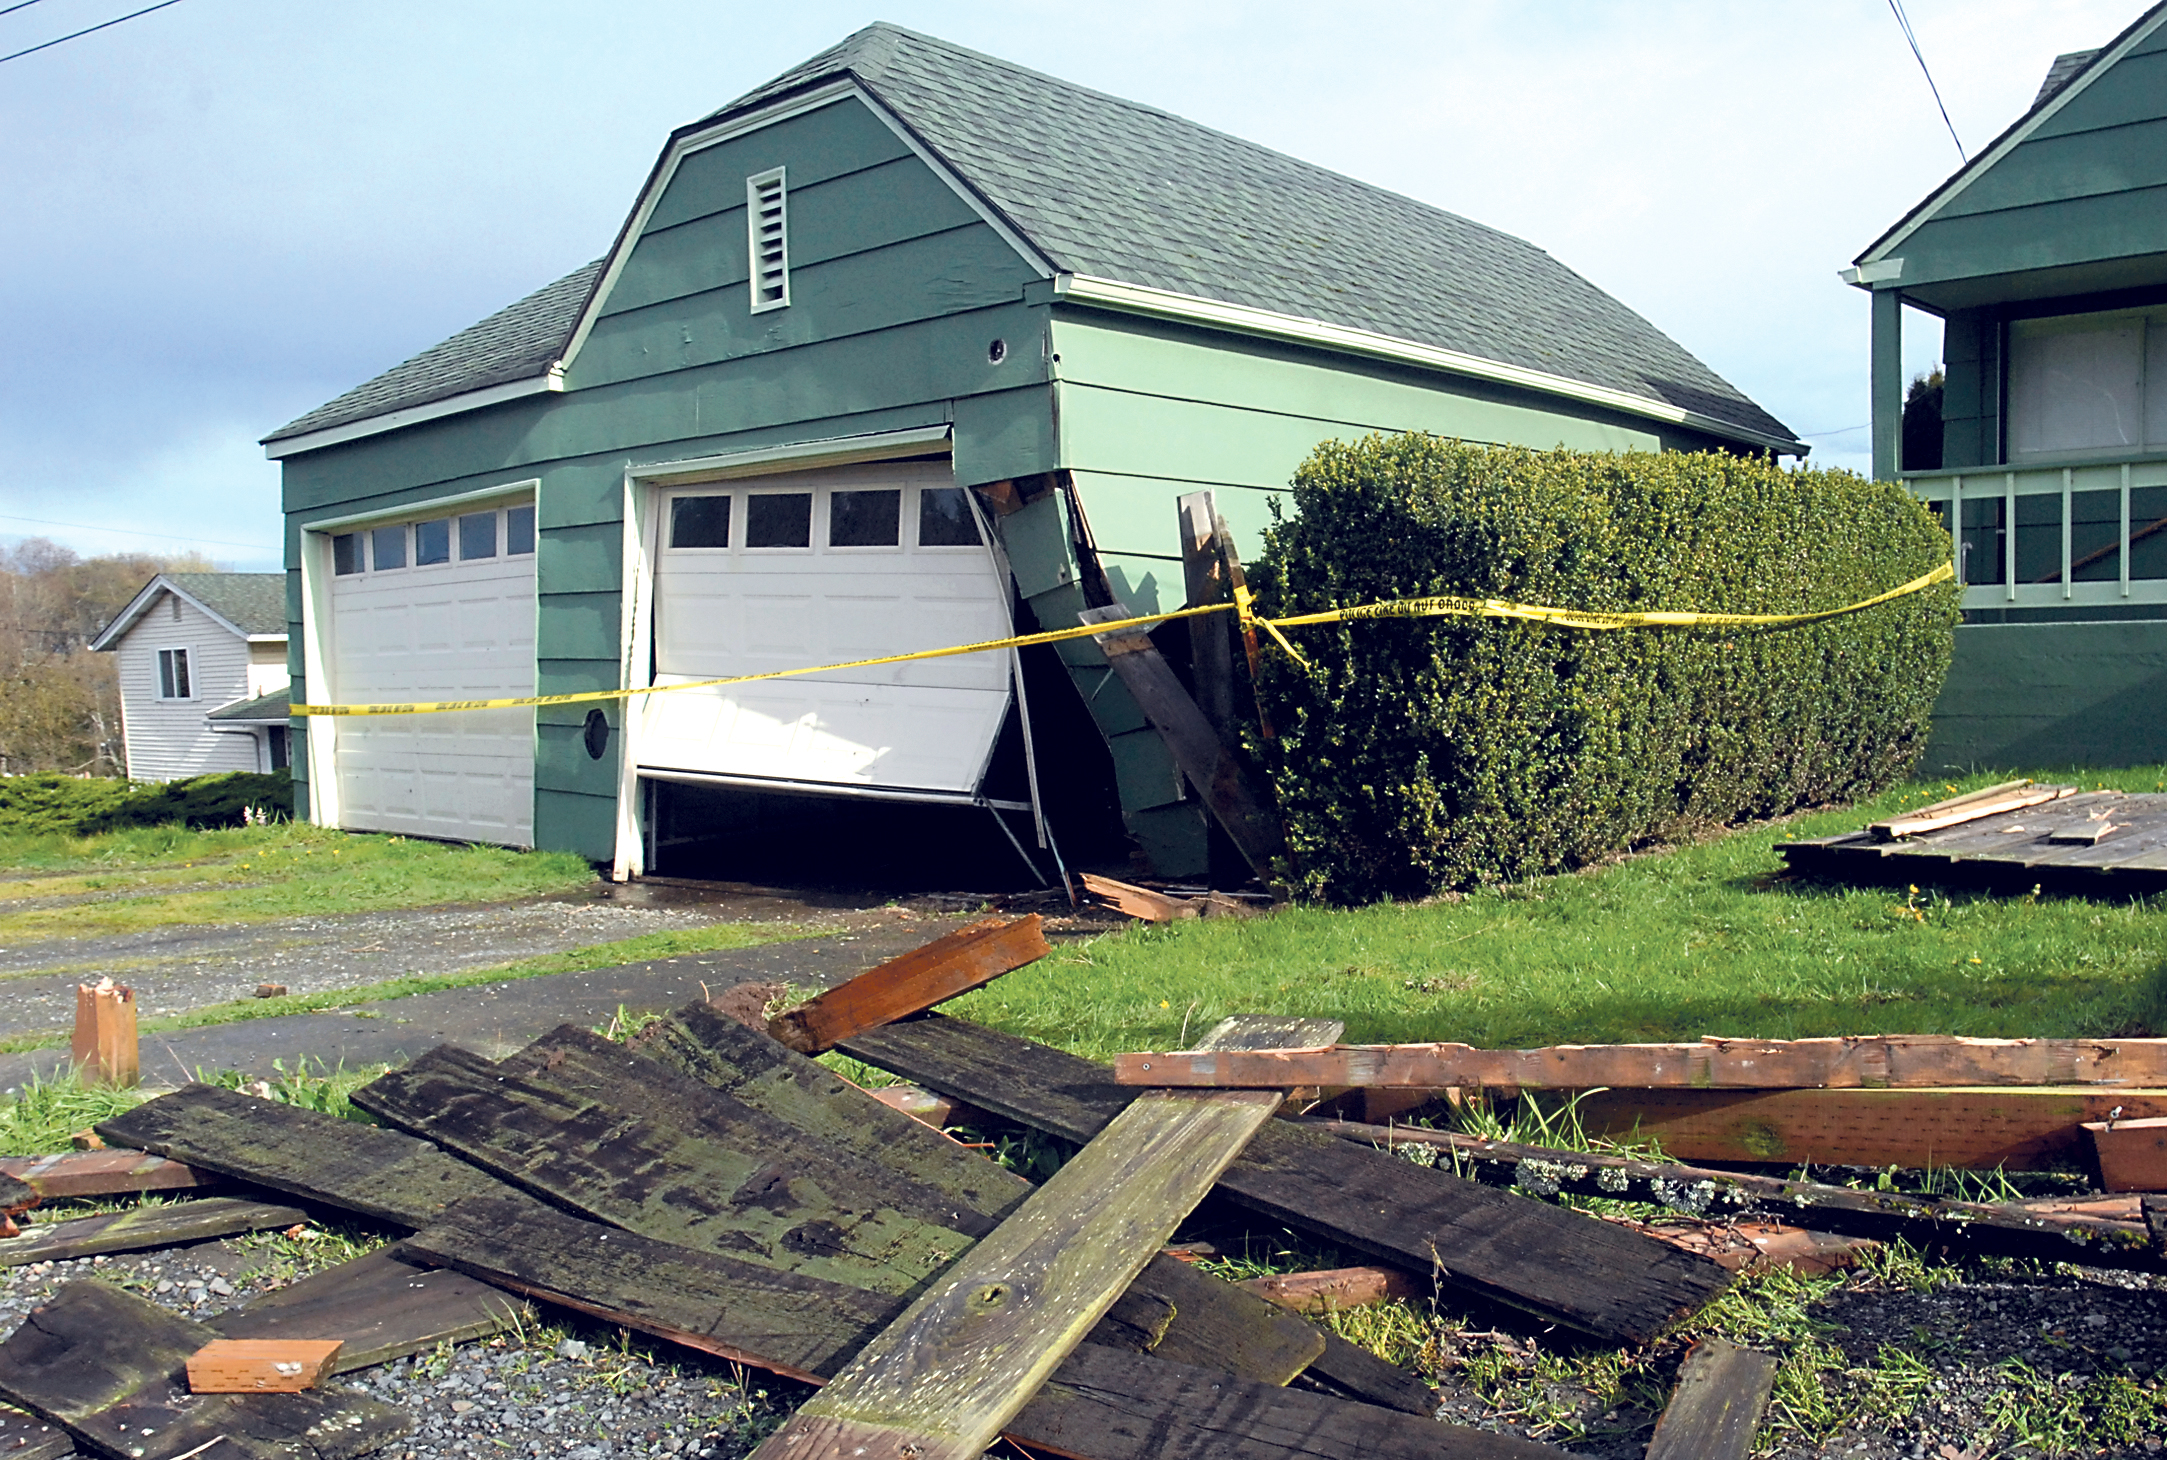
268;24;1798;453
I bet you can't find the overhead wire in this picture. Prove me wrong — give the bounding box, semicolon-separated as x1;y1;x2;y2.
0;512;278;554
0;0;55;19
0;0;186;66
1886;0;1967;161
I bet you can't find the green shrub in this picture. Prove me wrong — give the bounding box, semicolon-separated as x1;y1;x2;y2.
80;770;294;833
1247;437;1959;903
0;773;136;836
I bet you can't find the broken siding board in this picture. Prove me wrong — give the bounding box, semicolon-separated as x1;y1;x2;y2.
1116;1035;2167;1090
1574;1085;2167;1170
839;1015;1729;1345
0;1281;406;1460
94;1083;502;1229
351;1032;992;1295
1016;1346;1564;1460
766;916;1049;1053
1317;1120;2157;1265
0;1199;307;1267
750;1016;1334;1460
1644;1340;1778;1460
644;1002;1332;1391
209;1247;525;1371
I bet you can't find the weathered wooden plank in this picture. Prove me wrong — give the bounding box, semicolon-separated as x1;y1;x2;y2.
1315;1119;2158;1265
767;916;1048;1053
0;1402;74;1460
840;1015;1732;1344
1079;603;1286;879
2085;1115;2167;1192
1079;871;1201;922
0;1199;306;1268
751;1017;1335;1460
1117;1034;2167;1091
1294;1328;1439;1417
643;1003;1332;1390
1644;1340;1778;1460
1236;1264;1424;1314
211;1246;524;1371
0;1172;37;1213
0;1151;214;1201
1177;491;1237;737
1870;780;2073;838
1574;1085;2167;1169
95;1083;502;1229
185;1339;343;1393
1016;1346;1563;1460
0;1281;406;1460
352;1029;992;1295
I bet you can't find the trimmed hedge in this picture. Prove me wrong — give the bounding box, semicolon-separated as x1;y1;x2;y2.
1247;438;1959;903
0;770;292;837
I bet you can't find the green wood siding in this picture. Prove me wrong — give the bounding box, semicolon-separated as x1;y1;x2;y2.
1922;619;2167;771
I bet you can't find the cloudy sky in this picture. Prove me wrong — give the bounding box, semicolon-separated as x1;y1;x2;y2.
0;0;2141;571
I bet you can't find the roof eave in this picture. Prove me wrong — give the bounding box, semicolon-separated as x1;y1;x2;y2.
1053;274;1806;457
90;575;257;650
264;370;565;460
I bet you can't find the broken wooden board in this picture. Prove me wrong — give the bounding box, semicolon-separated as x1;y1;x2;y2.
1573;1085;2167;1169
185;1338;342;1393
1079;873;1198;923
1177;490;1239;739
640;1000;1339;1395
1117;1033;2167;1090
95;1083;503;1229
1778;790;2167;897
1609;1218;1880;1278
1318;1119;2157;1265
0;1151;215;1201
767;916;1049;1053
2085;1115;2167;1192
1079;603;1287;881
0;1403;73;1460
0;1198;306;1267
0;1280;405;1460
838;1015;1730;1345
352;1030;994;1295
1236;1264;1425;1314
1870;780;2073;839
210;1246;524;1371
1644;1339;1778;1460
750;1016;1336;1460
1016;1345;1563;1460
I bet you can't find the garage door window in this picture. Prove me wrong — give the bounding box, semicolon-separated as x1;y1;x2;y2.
416;519;452;565
829;489;901;548
670;495;731;549
459;512;498;560
333;534;362;575
746;492;812;549
919;487;982;547
370;525;407;571
507;505;536;556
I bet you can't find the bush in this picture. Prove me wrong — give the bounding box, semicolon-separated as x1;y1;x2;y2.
80;770;294;833
0;773;136;836
1247;437;1960;903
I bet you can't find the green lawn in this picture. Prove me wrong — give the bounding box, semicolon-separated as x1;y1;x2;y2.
0;820;595;941
948;766;2167;1059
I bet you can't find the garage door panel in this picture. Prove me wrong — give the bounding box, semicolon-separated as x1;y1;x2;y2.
641;679;1009;793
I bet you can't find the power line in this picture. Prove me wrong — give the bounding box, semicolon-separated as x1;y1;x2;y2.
0;512;279;553
1887;0;1966;162
0;0;186;67
0;1;55;19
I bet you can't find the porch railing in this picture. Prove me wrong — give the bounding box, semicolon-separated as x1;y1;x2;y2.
1901;453;2167;611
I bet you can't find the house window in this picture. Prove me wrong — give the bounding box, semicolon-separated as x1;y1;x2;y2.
747;168;789;313
2008;310;2167;459
156;647;193;701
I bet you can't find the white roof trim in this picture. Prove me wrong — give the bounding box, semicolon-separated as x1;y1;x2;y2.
265;372;564;459
302;479;540;534
1856;6;2167;269
1053;275;1805;455
629;424;953;486
90;575;285;652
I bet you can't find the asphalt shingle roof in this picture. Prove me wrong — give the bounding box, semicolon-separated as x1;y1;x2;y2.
166;573;288;636
2032;49;2102;110
207;686;292;722
271;25;1796;448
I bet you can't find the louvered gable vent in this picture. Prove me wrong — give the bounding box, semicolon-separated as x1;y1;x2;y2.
747;167;789;312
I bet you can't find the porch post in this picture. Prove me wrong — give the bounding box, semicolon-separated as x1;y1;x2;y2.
1871;288;1903;481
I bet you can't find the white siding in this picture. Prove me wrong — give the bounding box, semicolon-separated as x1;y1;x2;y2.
114;594;264;782
248;640;289;698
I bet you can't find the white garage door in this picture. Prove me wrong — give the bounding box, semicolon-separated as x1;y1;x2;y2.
324;499;537;845
641;460;1012;797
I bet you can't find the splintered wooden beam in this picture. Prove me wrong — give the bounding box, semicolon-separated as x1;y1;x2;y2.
1870;780;2074;839
1176;491;1238;738
749;1016;1338;1460
0;1198;307;1267
1118;1034;2167;1090
1079;603;1287;880
1644;1340;1779;1460
840;1014;1732;1345
210;1246;526;1371
767;915;1049;1053
1079;873;1200;923
1236;1265;1425;1315
2085;1115;2167;1193
186;1338;343;1393
96;1082;505;1229
0;1280;406;1460
1315;1119;2157;1265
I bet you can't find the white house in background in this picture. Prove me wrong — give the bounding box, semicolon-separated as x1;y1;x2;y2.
90;574;291;781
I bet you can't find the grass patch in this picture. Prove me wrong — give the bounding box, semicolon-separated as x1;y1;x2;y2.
0;920;818;1054
947;767;2167;1056
0;820;594;942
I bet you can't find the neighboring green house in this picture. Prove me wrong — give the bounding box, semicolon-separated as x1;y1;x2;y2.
265;24;1802;879
1849;1;2167;771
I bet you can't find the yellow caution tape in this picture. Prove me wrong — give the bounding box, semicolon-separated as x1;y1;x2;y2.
289;562;1953;717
